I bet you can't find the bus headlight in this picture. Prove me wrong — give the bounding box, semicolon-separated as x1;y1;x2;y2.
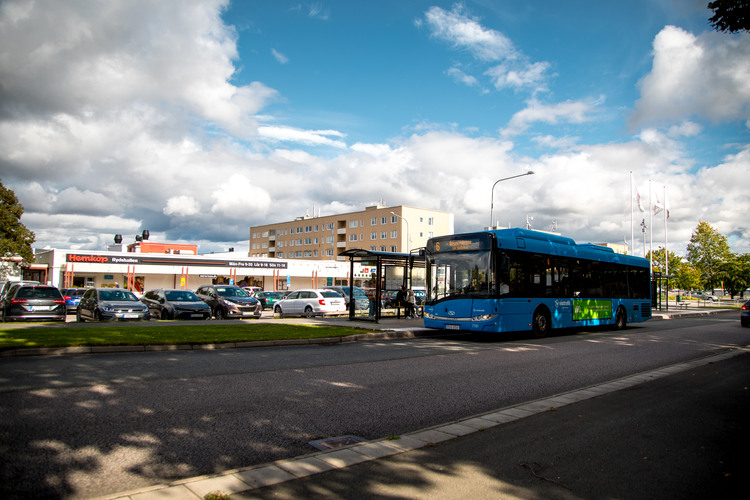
471;313;497;321
423;312;434;319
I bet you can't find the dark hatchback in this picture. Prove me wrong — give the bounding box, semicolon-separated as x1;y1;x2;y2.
0;284;66;322
76;288;150;322
742;300;750;327
141;289;211;320
195;284;262;319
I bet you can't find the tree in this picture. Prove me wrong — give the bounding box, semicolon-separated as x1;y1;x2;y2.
673;263;702;292
685;221;731;290
647;247;683;276
716;253;750;298
708;0;750;33
0;181;35;262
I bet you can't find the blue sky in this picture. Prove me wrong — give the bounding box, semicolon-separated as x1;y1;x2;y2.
1;0;749;256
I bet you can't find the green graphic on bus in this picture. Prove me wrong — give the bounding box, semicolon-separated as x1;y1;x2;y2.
573;299;612;320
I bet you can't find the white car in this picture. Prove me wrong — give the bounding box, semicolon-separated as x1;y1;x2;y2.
274;289;346;318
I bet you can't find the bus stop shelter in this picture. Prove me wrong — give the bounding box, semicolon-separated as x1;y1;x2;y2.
338;249;426;322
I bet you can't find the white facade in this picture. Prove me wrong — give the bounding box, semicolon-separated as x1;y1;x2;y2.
34;248;359;294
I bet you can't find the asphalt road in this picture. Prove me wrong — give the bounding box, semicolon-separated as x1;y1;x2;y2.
0;312;747;498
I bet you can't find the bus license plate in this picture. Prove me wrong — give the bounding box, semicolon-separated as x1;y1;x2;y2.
446;324;460;330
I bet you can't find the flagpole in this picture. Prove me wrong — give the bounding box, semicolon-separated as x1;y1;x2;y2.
649;179;653;276
664;184;668;309
630;171;634;254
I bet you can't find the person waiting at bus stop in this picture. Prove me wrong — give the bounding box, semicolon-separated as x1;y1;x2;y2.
396;285;417;319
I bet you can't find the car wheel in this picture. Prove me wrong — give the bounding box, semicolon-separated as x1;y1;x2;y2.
742;318;749;327
303;306;314;318
76;309;84;322
162;309;172;320
214;308;225;320
274;305;283;318
532;308;550;338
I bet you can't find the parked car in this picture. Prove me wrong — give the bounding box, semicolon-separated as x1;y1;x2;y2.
690;291;719;302
141;289;211;320
253;291;282;310
0;280;40;300
322;285;370;310
273;289;346;318
76;288;150;321
242;286;263;295
1;284;66;322
61;288;87;314
741;300;750;327
195;284;262;319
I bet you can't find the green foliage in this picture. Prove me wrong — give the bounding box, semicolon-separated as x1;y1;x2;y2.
646;247;682;275
716;253;750;297
673;263;702;292
0;180;35;262
204;492;231;500
708;0;750;33
686;221;731;290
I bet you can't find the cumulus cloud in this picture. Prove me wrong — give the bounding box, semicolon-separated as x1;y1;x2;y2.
164;196;201;217
629;26;750;128
502;98;598;137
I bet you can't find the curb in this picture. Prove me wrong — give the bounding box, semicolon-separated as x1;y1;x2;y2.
96;347;748;500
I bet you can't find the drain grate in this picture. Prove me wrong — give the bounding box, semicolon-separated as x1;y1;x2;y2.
308;435;367;451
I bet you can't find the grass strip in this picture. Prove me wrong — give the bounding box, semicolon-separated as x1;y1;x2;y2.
0;323;367;350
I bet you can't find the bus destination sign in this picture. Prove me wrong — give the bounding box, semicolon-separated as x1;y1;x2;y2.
428;234;492;253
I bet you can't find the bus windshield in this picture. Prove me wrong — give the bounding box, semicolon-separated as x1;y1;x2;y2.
430;250;492;302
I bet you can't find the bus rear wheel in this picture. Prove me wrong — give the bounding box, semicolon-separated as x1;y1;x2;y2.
532;308;550;338
615;307;627;330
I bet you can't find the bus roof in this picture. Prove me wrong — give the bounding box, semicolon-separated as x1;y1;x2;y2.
436;228;650;269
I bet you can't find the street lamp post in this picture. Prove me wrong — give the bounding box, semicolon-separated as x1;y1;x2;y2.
490;171;535;229
390;212;411;253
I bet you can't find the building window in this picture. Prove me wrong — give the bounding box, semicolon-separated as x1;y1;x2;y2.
381;231;387;239
391;215;398;223
390;245;397;252
381;217;387;224
326;236;334;243
304;250;312;257
350;220;358;228
304;238;312;245
313;250;318;257
371;232;377;240
349;234;358;241
380;246;386;251
327;223;334;230
371;218;377;225
391;230;398;238
428;231;434;238
428;217;434;225
295;251;302;258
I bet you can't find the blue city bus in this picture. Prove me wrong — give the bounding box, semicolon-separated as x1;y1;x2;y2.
423;228;652;336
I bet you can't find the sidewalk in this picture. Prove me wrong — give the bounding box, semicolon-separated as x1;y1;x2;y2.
100;347;749;500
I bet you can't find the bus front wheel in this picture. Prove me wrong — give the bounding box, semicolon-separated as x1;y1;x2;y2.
532;308;550;338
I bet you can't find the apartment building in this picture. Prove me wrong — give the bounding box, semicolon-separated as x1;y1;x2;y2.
249;204;454;260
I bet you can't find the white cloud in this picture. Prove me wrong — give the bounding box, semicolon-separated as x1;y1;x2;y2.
210;174;271;216
164;196;201;217
258;126;348;148
271;48;289;64
502;98;597;136
422;4;550;94
629;26;750;129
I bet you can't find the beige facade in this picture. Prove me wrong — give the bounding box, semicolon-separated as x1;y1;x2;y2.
249;204;454;260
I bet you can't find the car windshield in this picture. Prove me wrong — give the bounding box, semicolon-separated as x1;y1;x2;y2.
165;290;200;301
99;290;138;301
262;292;281;298
65;289;86;297
216;286;249;297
